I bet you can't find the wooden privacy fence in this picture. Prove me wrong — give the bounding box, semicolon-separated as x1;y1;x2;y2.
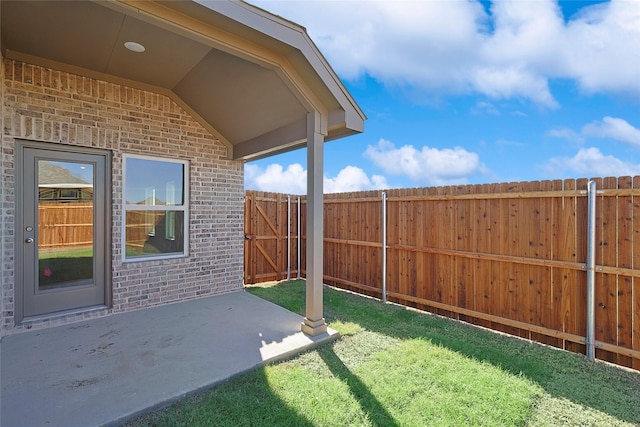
244;176;640;371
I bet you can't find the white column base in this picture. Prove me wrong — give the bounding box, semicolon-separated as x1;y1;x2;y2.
301;317;327;336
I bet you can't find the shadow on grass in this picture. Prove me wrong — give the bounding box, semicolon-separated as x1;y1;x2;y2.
318;345;400;427
125;354;316;427
249;281;640;425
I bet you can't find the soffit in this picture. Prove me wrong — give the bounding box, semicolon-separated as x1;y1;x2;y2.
0;0;364;159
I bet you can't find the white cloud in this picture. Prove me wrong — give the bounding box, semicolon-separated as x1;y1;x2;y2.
548;116;640;146
547;127;585;143
244;163;388;194
324;165;388;194
472;101;500;115
245;163;307;194
564;0;640;96
545;147;640;177
496;138;526;147
364;139;486;185
248;0;640;106
582;116;640;146
473;67;559;109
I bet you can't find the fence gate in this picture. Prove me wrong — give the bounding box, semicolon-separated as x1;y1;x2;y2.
244;191;290;284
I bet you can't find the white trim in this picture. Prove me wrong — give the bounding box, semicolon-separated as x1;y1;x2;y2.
39;184;93;188
122;153;190;262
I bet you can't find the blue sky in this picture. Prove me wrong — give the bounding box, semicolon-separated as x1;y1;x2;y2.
245;0;640;194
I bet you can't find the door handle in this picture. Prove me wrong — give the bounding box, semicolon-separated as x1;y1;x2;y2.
25;238;34;243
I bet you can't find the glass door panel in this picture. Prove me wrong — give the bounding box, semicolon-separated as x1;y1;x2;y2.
37;160;94;289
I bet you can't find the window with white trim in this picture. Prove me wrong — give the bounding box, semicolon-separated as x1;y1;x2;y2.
123;155;189;261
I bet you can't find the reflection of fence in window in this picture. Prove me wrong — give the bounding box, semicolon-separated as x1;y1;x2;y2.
38;203;93;248
125;210;184;255
126;210;159;250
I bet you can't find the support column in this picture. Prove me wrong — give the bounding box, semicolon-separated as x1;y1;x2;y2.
302;111;327;336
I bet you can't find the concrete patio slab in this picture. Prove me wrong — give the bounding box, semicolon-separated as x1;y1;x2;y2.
0;290;338;427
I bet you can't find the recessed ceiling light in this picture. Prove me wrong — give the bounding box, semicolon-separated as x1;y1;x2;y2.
124;41;145;53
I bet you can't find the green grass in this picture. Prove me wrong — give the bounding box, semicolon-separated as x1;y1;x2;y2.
126;280;640;427
38;246;93;286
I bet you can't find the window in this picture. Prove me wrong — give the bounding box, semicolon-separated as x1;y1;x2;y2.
123;155;189;261
59;189;79;199
39;188;56;200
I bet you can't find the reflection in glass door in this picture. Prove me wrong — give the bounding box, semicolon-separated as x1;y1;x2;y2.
37;160;94;289
18;143;109;321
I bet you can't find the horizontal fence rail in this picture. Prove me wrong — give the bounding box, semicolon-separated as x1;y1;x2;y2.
245;176;640;371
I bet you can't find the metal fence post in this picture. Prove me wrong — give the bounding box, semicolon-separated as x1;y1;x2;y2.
287;195;291;281
382;191;387;303
586;180;597;361
297;196;301;279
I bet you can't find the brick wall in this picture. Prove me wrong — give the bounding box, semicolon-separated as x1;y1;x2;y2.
1;59;245;335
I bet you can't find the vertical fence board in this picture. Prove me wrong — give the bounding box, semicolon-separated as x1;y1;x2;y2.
251;192;258;284
473;184;489;329
440;186;454;317
526;181;540;342
387;195;399;299
432;188;442;309
415;192;427;307
454;185;472;323
537;180;558;347
489;183;503;332
634;176;640;371
517;181;532;339
555;180;571;350
244;193;252;284
338;196;346;284
499;183;517;336
548;179;563;348
596;177;617;363
618;176;633;367
397;196;407;300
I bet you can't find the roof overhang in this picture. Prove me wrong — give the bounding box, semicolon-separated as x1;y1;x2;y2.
0;0;365;161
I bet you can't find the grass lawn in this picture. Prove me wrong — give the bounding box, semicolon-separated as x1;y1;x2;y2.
38;246;93;286
126;280;640;427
